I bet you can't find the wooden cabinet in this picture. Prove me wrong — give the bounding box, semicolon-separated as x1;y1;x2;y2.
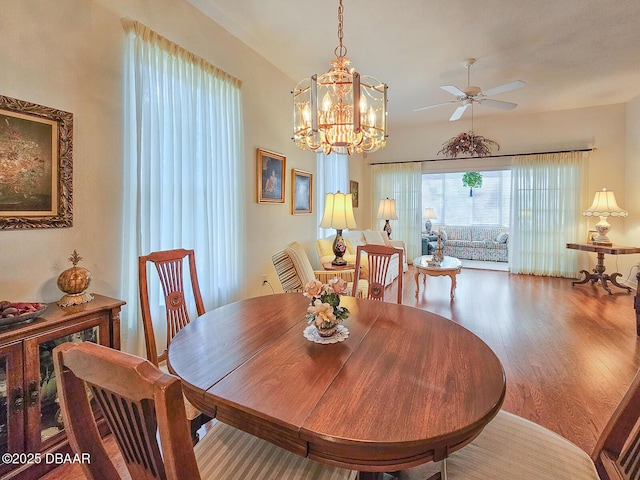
0;294;124;480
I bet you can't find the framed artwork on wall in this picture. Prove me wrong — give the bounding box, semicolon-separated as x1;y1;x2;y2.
257;148;285;204
292;169;312;215
350;180;359;208
0;94;73;229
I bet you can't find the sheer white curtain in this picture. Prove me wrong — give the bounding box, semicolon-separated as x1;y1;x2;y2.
316;152;349;238
372;163;422;262
120;21;245;356
510;152;588;276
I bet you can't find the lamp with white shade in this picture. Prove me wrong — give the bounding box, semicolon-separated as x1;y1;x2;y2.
582;188;628;246
377;198;398;239
423;207;437;233
320;191;357;265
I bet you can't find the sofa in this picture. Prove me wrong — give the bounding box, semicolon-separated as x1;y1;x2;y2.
425;225;509;262
316;229;408;286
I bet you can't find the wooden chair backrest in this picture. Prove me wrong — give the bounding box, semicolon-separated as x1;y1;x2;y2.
53;341;201;480
593;366;640;480
139;249;205;365
352;244;403;303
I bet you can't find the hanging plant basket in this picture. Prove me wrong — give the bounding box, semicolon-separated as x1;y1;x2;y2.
462;172;483;197
438;131;500;158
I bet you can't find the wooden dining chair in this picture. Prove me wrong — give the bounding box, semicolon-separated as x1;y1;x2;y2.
53;341;357;480
352;244;403;303
397;367;640;480
138;248;207;442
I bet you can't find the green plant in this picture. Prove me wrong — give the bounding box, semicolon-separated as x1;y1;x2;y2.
462;172;483;197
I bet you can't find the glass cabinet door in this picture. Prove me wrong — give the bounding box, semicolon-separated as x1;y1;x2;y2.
24;315;109;453
0;342;25;476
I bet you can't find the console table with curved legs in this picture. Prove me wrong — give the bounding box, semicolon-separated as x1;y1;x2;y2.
566;243;640;294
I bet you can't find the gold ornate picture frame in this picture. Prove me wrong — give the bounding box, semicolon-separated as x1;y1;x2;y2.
257;148;285;204
350;180;359;208
292;169;312;215
0;95;73;229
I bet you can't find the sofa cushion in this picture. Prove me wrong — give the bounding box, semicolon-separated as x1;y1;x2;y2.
439;230;448;242
363;229;388;246
445;226;471;241
496;232;509;243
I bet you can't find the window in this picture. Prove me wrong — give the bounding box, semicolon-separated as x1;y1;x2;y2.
120;21;245;356
422;170;511;227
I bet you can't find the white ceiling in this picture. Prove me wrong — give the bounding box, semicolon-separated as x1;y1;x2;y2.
187;0;640;127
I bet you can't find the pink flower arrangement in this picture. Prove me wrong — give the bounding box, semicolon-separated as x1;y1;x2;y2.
438;131;499;158
303;278;350;329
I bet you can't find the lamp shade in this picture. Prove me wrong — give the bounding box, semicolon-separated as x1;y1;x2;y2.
377;198;398;220
582;189;628;217
320;192;357;230
423;207;437;220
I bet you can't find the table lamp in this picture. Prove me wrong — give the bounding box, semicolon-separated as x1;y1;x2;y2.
320;191;357;265
423;207;437;233
582;188;628;246
377;198;398;238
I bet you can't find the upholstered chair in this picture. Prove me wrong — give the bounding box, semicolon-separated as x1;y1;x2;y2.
272;241;367;296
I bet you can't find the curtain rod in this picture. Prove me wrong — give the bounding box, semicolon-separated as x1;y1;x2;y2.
367;147;595;165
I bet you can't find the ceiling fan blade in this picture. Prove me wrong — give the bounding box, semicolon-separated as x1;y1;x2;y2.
414;100;458;112
449;104;469;121
480;98;518;110
441;85;466;97
482;80;526;97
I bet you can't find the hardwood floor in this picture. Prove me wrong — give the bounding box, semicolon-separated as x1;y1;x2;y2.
41;266;640;479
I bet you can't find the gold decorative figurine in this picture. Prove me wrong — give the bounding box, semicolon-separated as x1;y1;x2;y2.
57;250;93;307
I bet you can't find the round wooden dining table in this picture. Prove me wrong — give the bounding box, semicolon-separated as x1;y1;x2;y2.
168;293;505;479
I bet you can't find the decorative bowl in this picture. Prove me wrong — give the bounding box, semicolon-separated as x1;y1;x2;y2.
0;302;48;327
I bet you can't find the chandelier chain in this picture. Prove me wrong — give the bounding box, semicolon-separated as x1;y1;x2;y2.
334;0;347;58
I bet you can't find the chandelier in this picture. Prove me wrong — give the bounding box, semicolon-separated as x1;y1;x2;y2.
292;0;388;155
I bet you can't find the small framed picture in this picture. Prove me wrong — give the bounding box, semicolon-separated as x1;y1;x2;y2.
350;180;359;208
587;230;598;244
292;169;312;215
257;148;285;203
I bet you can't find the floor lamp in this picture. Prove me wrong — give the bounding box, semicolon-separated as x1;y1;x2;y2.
377;198;398;239
320;191;357;266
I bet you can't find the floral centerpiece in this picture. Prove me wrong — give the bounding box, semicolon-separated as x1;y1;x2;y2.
438;131;499;158
303;278;350;337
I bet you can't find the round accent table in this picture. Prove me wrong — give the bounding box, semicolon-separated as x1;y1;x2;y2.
414;255;463;299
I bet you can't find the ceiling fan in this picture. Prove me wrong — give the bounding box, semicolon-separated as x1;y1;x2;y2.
415;58;526;121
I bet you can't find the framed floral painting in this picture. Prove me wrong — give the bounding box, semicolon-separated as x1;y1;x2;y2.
292;169;312;215
257;148;285;204
0;95;73;229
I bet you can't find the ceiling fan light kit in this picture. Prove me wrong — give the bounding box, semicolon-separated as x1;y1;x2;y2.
291;0;388;155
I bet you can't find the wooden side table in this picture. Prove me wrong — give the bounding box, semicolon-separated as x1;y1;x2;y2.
566;243;640;294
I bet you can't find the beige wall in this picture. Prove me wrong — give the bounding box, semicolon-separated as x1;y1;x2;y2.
0;0;637;317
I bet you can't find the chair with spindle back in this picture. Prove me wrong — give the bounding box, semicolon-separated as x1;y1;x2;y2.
397;367;640;479
352;244;403;304
53;341;357;480
138;248;207;442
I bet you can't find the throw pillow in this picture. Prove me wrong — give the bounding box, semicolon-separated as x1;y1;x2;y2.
496;232;509;244
363;229;387;246
438;230;448;242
